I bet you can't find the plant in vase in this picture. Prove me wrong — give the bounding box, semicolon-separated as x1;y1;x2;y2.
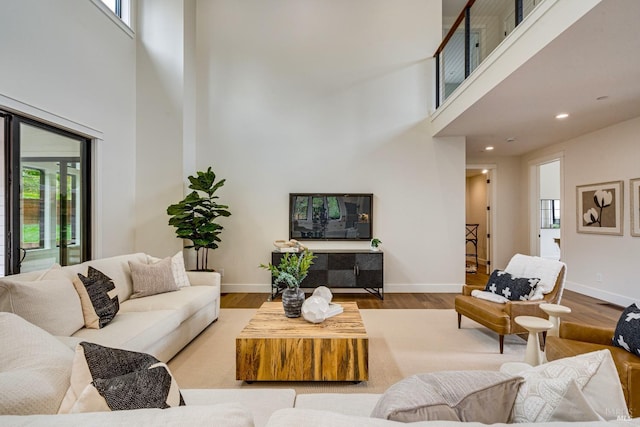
260;250;316;318
370;238;382;251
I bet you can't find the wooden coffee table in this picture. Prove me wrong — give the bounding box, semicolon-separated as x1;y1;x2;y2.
236;301;368;382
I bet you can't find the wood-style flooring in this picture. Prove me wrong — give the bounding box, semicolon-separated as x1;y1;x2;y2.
221;271;624;329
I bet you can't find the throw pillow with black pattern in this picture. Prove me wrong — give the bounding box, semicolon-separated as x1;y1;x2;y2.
72;267;119;329
484;269;540;301
612;303;640;356
58;342;184;413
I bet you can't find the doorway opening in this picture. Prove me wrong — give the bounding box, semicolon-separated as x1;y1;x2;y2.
466;165;495;274
529;156;562;260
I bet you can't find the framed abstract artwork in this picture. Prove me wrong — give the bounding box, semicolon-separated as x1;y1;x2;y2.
576;180;623;235
631;178;640;237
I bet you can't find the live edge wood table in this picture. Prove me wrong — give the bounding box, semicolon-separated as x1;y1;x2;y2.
236;301;368;382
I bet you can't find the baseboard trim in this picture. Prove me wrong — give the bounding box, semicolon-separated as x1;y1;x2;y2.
565;281;633;307
220;283;463;294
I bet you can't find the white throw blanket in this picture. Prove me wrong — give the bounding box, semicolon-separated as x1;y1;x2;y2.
471;254;566;304
505;254;566;300
471;290;509;304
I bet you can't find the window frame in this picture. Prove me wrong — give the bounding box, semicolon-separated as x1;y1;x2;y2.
90;0;134;38
4;113;92;274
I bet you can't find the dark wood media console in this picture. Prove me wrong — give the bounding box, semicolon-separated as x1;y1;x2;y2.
270;249;383;300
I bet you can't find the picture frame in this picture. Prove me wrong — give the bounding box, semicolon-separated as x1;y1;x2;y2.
631;178;640;237
576;180;623;235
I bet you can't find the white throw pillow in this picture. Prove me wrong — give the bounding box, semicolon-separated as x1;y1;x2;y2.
0;264;84;336
511;349;629;422
147;251;190;288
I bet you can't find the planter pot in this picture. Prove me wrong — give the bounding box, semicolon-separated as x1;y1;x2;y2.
282;287;305;318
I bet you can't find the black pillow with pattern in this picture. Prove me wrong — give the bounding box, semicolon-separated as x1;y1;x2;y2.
612;303;640;356
59;342;184;413
72;266;119;329
484;269;540;301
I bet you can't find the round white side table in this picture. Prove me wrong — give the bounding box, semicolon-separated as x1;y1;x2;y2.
539;303;572;337
515;315;554;366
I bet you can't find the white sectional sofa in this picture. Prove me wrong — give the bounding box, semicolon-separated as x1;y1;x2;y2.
0;256;637;426
0;253;220;362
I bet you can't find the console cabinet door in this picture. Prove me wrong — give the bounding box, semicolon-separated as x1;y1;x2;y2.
356;252;383;288
327;253;357;287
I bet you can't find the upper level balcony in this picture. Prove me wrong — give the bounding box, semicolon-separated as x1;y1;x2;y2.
431;0;640;157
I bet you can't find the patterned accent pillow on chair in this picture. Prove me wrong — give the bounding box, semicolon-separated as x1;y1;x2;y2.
612;303;640;356
484;270;540;301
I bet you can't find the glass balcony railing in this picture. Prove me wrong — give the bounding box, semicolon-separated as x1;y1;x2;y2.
434;0;544;108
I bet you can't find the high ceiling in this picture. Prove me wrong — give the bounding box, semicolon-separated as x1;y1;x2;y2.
437;0;640;157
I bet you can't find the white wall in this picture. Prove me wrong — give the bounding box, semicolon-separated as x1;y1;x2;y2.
0;0;137;258
523;116;640;305
195;0;466;292
135;0;196;259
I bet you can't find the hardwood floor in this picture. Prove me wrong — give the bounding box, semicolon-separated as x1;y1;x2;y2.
221;271;624;329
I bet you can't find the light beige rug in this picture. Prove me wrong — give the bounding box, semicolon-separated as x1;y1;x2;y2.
168;308;526;394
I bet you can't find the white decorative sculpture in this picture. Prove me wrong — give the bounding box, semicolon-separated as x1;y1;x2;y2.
312;286;333;303
302;296;330;323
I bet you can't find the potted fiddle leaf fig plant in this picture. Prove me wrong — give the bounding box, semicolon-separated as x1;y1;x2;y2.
167;167;231;271
260;250;316;318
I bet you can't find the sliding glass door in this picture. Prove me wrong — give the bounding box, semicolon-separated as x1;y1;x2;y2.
4;115;91;274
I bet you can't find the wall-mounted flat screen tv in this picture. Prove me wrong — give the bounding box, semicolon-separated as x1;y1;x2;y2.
289;193;373;241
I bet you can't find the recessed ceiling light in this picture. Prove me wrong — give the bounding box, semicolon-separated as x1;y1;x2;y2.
555;113;569;119
482;169;488;174
506;137;516;142
485;146;494;151
596;96;609;101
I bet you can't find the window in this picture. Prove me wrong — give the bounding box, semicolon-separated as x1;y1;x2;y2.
540;199;560;229
3;113;91;274
92;0;132;32
21;167;45;249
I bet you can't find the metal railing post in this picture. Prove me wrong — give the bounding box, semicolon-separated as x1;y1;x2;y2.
464;5;471;78
435;54;440;108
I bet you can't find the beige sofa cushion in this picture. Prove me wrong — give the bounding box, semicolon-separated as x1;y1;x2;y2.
294;393;382;418
183;388;296;427
71;309;182;356
0;313;74;415
0;276;84;336
0;403;255;427
120;286;217;322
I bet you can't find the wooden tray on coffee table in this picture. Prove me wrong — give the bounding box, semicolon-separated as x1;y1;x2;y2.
236;301;368;382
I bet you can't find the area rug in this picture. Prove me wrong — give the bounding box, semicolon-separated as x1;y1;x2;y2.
168;308;526;394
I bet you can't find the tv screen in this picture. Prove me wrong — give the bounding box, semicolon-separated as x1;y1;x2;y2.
289;193;373;240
